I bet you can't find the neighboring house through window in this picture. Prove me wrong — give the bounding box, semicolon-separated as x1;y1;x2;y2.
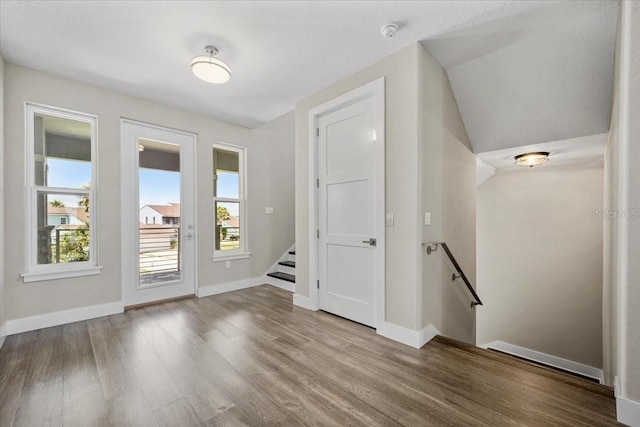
139;203;180;227
22;103;101;282
213;142;248;260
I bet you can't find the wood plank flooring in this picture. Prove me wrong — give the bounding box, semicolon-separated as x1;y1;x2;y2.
0;285;620;426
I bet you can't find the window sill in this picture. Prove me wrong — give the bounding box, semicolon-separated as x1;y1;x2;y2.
212;252;251;262
21;265;103;283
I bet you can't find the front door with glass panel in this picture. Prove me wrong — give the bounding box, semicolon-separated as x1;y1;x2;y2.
121;120;196;306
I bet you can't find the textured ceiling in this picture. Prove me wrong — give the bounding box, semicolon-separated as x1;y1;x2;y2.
0;1;618;153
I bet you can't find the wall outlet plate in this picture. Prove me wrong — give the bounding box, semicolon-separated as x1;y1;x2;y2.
265;207;274;214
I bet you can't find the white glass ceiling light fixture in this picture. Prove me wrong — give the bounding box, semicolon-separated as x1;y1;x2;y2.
191;45;231;84
514;152;550;167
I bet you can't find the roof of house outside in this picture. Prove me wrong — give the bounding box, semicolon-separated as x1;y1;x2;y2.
221;216;240;228
143;203;180;218
47;206;90;224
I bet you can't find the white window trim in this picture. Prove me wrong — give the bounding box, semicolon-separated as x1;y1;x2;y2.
212;141;249;261
22;103;102;282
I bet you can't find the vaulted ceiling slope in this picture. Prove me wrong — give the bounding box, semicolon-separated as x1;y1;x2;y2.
423;1;618;154
1;1;618;152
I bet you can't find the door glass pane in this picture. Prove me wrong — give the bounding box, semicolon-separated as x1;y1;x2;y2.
34;113;91;188
138;139;181;286
216;201;240;251
38;192;90;265
213;148;239;198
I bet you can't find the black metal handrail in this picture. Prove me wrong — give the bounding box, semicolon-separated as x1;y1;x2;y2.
423;242;483;308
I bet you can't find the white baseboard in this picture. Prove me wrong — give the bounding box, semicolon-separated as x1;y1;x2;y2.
615;377;640;426
197;276;264;298
265;276;295;292
5;301;124;336
292;293;318;311
481;341;603;383
377;322;440;349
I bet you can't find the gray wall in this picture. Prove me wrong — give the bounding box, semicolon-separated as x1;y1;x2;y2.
295;43;476;338
207;111;296;285
0;54;5;343
477;167;604;368
295;44;421;329
2;63;294;321
627;0;640;402
418;46;477;344
604;0;640;404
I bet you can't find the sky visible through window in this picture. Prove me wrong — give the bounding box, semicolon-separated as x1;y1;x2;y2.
45;158;239;216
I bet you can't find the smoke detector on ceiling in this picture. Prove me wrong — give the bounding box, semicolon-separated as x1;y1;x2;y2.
381;23;399;38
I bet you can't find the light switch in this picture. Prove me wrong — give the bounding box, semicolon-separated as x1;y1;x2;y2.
386;213;394;227
424;212;432;226
265;207;274;214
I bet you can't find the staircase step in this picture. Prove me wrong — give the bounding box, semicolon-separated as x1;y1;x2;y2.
267;272;295;283
278;261;295;268
289;251;295;255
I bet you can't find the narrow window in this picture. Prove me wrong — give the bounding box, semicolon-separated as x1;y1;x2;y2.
213;143;248;259
23;104;99;281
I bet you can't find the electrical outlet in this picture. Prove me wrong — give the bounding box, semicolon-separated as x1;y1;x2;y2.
424;212;432;226
225;261;231;268
386;213;394;227
265;207;274;214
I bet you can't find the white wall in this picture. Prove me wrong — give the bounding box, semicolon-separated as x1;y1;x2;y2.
477;166;604;368
295;44;421;329
0;54;5;345
604;0;640;415
418;46;477;344
3;63;294;322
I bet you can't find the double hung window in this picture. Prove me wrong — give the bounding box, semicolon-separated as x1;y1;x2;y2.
213;143;248;260
23;104;100;282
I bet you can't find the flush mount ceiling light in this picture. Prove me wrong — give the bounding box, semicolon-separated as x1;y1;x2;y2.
514;152;550;168
191;45;231;84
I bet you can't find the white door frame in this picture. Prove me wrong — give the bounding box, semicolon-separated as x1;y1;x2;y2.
120;119;198;307
307;78;385;329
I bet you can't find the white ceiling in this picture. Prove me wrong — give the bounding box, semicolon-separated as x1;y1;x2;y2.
0;1;618;154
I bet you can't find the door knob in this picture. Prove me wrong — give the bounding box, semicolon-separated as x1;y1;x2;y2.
362;238;377;246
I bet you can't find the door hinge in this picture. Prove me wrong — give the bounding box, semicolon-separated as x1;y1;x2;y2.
316;127;319;137
317;280;320;289
316;229;320;238
316;178;319;188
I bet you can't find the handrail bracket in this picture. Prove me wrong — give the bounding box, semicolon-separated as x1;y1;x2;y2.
422;241;483;308
425;243;439;255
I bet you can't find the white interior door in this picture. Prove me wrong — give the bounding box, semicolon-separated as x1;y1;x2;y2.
318;96;378;327
121;120;196;307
